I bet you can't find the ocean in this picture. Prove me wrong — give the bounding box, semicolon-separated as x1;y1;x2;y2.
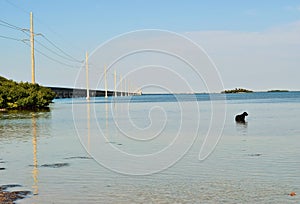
0;92;299;203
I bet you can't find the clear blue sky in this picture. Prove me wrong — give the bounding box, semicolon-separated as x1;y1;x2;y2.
1;0;300;92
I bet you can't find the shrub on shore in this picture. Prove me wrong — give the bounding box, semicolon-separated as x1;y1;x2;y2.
0;76;56;110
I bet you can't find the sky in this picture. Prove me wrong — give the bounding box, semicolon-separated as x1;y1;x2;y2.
1;0;300;93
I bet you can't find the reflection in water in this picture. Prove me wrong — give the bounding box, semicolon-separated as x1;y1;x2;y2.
105;102;109;142
31;113;39;195
0;110;52;197
0;110;51;141
85;100;111;151
113;102;118;143
235;121;248;136
87;101;91;152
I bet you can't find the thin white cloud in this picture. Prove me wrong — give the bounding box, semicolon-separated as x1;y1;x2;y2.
184;21;300;91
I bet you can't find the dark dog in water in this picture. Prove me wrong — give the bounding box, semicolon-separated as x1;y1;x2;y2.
235;112;248;123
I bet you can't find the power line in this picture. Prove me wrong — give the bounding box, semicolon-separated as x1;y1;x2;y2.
0;22;21;30
23;41;83;69
0;19;24;31
5;0;29;15
1;32;83;69
10;28;82;64
40;34;83;63
22;30;83;64
0;34;23;42
34;38;83;63
1;30;83;69
1;17;83;65
5;0;85;55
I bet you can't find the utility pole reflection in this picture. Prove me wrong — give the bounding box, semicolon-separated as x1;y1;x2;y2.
87;101;91;152
31;113;38;195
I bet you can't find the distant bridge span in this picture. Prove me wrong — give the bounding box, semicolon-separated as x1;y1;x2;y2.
47;87;138;99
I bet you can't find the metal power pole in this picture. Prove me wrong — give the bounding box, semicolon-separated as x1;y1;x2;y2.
114;69;117;97
124;78;127;96
85;51;90;100
104;65;108;98
30;12;35;84
120;74;123;97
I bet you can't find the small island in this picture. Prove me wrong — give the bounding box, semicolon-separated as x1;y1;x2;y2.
221;88;253;94
0;76;56;110
267;90;289;92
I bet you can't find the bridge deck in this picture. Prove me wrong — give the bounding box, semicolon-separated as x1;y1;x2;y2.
47;87;128;98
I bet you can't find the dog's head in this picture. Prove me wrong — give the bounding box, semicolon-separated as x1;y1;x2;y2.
243;112;248;116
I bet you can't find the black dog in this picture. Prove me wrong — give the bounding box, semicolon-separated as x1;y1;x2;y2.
235;112;248;123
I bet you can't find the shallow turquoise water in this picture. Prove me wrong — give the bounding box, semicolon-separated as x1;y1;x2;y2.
0;92;299;203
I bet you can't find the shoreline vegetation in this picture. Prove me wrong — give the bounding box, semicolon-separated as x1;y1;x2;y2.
267;89;289;92
220;88;291;94
221;88;253;94
0;76;56;111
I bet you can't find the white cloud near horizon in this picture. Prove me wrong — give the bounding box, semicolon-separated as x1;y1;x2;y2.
40;21;300;93
185;21;300;91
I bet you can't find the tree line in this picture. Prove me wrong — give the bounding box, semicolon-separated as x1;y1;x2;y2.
0;76;56;110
